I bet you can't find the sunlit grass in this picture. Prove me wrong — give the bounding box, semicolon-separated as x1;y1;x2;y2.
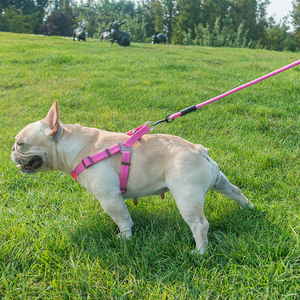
0;32;299;299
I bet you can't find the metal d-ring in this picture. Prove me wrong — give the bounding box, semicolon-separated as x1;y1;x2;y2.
145;121;155;131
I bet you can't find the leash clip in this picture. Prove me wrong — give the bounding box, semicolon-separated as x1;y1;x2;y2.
164;114;174;123
152;114;174;126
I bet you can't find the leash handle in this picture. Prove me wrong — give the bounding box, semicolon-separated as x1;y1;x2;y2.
166;60;300;121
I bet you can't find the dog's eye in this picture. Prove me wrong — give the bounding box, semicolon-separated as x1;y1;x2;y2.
17;142;24;146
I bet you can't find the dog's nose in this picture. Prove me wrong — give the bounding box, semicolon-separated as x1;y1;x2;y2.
12;145;15;151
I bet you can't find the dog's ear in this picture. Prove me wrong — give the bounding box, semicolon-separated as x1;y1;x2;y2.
44;101;60;136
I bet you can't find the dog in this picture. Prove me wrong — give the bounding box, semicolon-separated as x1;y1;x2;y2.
11;101;254;254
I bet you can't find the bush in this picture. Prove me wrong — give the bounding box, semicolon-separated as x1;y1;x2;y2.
40;12;75;36
183;15;253;50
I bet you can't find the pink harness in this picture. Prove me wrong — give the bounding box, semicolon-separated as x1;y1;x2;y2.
71;123;151;193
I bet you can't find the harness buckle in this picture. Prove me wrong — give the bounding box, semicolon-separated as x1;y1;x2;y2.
117;143;132;153
82;156;94;169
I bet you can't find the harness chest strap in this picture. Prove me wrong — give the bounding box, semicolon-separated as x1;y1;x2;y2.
119;149;131;193
70;124;151;193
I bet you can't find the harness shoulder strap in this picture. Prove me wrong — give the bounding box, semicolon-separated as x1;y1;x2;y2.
71;124;151;193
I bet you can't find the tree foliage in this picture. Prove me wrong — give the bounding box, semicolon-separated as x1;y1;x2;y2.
40;11;75;36
0;0;299;51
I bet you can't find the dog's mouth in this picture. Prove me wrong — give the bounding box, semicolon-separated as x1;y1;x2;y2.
17;156;43;174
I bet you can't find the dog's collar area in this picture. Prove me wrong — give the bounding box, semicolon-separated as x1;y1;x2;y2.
71;124;151;193
50;125;63;142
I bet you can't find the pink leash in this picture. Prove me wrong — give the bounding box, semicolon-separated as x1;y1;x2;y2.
71;60;299;193
152;60;300;125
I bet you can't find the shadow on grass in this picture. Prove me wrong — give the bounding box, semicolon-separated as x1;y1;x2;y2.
68;197;291;268
206;206;294;266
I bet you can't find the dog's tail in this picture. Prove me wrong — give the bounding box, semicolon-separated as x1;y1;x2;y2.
197;145;221;188
198;144;254;209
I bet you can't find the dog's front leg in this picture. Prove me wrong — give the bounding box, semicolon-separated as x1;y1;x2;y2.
81;172;134;238
99;192;134;238
84;181;134;238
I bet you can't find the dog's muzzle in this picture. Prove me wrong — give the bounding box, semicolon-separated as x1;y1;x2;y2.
13;154;43;174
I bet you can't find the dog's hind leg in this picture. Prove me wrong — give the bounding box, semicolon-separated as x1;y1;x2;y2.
170;186;210;255
212;171;254;209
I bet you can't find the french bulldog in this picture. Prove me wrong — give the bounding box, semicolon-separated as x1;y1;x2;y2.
11;101;254;254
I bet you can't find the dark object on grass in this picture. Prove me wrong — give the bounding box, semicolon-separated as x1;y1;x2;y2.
100;27;111;41
152;30;167;44
109;21;131;46
73;26;86;41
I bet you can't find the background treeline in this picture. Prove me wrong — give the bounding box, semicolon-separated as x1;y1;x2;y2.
1;0;300;51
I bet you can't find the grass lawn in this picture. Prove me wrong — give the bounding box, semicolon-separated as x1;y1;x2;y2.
0;32;299;299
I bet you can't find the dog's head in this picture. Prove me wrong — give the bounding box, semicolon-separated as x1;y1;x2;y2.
11;101;62;174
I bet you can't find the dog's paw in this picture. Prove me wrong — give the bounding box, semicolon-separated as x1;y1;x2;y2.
117;230;132;239
244;201;254;210
248;202;255;209
191;249;205;256
191;243;208;256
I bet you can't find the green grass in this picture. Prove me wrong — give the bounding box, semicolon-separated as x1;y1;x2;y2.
0;32;300;299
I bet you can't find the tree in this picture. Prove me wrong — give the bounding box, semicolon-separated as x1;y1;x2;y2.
5;6;25;33
0;0;48;15
172;0;202;43
292;0;300;26
202;0;231;28
229;0;269;41
162;0;176;43
135;0;155;39
122;15;148;42
82;2;100;38
229;0;257;40
0;9;9;31
41;11;75;36
253;0;270;43
0;0;48;33
151;1;164;33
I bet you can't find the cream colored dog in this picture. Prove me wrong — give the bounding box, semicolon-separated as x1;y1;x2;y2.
11;101;254;254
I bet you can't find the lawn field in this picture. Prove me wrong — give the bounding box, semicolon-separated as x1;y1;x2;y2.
0;32;299;299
